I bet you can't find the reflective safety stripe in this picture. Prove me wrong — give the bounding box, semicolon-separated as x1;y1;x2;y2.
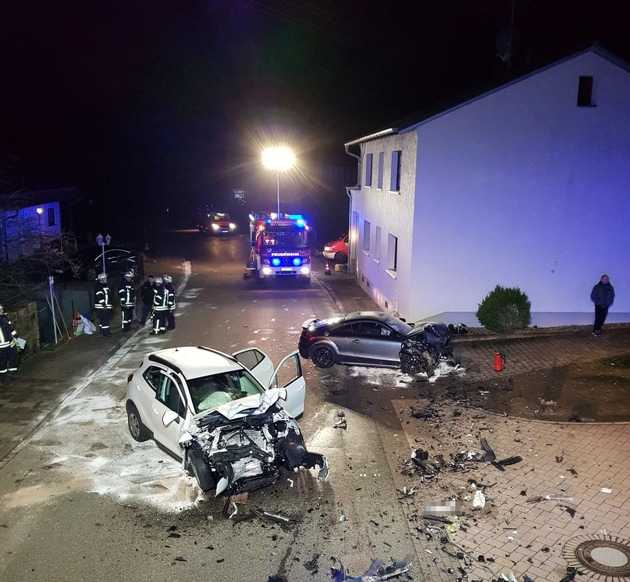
8;368;17;372
0;369;7;374
0;342;10;348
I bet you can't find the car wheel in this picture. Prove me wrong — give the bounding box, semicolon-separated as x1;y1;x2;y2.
334;252;347;264
311;344;336;368
126;402;151;442
187;448;216;492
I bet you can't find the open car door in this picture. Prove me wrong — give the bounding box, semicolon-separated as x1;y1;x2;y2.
269;351;305;418
232;347;275;388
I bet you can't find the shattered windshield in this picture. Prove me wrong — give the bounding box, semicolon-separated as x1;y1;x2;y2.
386;317;412;335
187;370;264;413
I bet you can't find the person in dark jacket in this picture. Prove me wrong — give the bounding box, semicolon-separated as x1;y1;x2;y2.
139;275;155;325
94;273;113;336
118;271;136;331
0;305;18;375
590;274;615;336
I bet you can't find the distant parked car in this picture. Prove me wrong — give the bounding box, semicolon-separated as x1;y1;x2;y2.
67;247;140;280
323;234;348;263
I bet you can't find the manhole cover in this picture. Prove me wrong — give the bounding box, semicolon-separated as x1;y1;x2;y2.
563;534;630;579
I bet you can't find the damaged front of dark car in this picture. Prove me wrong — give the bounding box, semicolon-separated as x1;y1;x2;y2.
179;389;328;496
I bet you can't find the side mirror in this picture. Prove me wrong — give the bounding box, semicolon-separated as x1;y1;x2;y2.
162;409;179;427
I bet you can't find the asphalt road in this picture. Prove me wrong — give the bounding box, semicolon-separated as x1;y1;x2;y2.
0;231;424;582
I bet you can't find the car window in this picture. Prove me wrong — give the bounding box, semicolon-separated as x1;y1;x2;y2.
385;317;412;335
143;366;163;391
234;349;264;370
271;354;302;389
156;374;186;417
187;370;264;413
330;323;356;337
354;321;387;338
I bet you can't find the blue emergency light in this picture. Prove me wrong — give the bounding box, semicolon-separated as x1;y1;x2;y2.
292;257;302;267
271;257;281;267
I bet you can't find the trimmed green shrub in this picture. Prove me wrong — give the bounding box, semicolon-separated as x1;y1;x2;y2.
476;285;531;333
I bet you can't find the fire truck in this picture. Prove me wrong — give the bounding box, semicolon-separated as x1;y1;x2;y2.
245;212;311;284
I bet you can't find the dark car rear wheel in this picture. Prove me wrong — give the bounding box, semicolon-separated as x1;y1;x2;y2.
126;402;151;442
311;344;336;368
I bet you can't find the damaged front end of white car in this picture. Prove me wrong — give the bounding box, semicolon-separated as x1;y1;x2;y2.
179;389;328;496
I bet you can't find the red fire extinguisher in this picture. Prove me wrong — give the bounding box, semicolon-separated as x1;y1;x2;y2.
493;351;505;373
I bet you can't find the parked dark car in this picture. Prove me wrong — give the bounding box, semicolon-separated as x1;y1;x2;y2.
67;247;141;281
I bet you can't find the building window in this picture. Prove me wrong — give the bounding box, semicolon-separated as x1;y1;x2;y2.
390;150;401;192
377;152;384;189
365;153;373;187
387;233;398;272
363;220;371;252
374;226;381;261
577;76;594;107
47;207;55;227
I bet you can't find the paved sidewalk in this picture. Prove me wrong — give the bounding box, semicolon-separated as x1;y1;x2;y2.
391;399;630;581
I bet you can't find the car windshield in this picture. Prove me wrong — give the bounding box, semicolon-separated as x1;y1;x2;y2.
263;225;308;248
187;369;264;413
386;317;413;335
211;213;230;221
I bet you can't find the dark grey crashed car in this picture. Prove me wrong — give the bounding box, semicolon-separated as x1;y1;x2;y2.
299;311;453;375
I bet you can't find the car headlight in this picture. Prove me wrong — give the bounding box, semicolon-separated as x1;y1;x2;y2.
211;223;220;231
300;266;310;275
261;266;273;276
229;222;236;230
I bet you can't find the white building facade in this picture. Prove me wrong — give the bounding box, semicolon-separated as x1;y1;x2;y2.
346;47;630;326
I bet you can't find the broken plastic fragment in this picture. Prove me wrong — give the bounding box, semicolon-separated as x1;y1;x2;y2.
472;490;486;510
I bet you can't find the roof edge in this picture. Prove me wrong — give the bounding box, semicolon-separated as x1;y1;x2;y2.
344;128;398;147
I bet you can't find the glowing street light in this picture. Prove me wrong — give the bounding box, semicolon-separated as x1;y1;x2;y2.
261;145;296;216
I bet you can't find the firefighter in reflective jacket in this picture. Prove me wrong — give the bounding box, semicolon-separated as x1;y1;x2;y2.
164;274;176;331
152;277;168;335
94;273;113;336
118;271;136;331
0;305;18;375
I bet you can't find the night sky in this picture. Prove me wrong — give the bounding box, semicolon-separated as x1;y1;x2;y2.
2;1;630;238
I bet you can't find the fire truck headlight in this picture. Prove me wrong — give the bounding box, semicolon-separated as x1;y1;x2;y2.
211;223;220;231
262;266;273;276
229;222;236;230
299;266;310;276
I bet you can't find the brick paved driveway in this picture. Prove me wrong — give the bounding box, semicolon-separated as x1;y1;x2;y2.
390;399;630;581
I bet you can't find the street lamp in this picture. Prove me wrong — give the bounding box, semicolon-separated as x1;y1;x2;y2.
261;145;296;216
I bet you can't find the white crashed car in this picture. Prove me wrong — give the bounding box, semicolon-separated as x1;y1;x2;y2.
126;346;327;496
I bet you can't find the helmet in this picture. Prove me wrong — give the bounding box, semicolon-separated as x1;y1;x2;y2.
124;271;134;281
163;274;173;284
154;276;163;286
97;273;107;283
